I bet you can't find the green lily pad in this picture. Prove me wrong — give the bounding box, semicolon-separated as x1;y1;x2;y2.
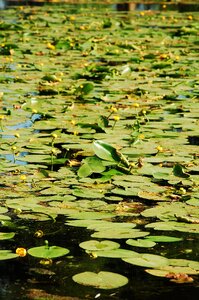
91;249;140;258
0;232;15;240
0;250;18;261
123;254;169;268
93;140;121;163
126;239;156;248
92;229;149;239
79;240;120;251
145;236;183;242
28;243;70;259
72;271;128;289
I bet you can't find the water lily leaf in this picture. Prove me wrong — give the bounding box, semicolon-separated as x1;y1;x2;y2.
92;229;149;239
0;232;15;240
145;236;183;242
72;271;128;289
145;221;199;233
123;254;169;268
93;140;121;162
126;239;156;248
79;240;120;251
91;249;140;258
0;207;8;214
0;250;18;261
72;188;104;199
28;244;70;259
78;156;106;178
145;266;199;277
68;211;115;220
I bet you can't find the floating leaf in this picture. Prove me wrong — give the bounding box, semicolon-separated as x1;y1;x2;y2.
79;240;120;251
72;271;128;289
0;232;15;240
28;243;70;259
145;236;183;242
126;239;156;248
92;229;149;239
123;254;169;268
93;140;121;162
0;250;18;261
92;249;140;258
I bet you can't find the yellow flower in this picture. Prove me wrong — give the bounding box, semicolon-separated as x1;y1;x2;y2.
51;148;57;155
20;174;27;181
156;145;163;152
110;106;117;113
70;119;76;126
51;133;58;139
69;16;76;21
113;115;120;121
15;133;20;138
187;15;193;20
47;42;55;50
11;146;17;151
16;247;27;257
138;134;145;140
133;103;140;108
159;53;168;60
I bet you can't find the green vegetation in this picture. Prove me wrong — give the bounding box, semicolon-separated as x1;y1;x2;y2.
0;2;198;298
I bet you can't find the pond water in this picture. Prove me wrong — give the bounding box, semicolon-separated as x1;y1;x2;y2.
0;2;199;300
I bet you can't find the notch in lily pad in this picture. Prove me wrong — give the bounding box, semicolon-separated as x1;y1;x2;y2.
28;240;70;259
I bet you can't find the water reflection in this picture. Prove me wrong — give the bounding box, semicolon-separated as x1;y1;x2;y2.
0;0;6;9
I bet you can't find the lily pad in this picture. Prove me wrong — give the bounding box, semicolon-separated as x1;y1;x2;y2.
72;271;128;289
92;229;149;239
123;254;169;268
0;250;18;261
126;239;156;248
145;236;183;242
79;240;120;251
28;243;70;259
0;232;15;240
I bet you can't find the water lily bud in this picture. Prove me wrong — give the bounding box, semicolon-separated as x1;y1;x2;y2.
34;230;44;238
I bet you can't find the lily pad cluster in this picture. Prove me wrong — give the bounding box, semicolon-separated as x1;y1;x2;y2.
0;2;198;295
